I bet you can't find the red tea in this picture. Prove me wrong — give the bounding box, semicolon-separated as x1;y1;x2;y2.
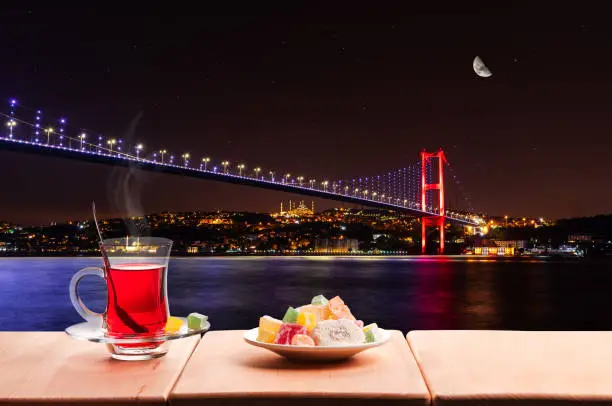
105;263;168;337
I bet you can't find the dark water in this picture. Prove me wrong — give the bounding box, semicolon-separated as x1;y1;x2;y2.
1;257;611;332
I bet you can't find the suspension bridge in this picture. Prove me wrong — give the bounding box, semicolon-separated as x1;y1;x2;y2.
0;99;481;253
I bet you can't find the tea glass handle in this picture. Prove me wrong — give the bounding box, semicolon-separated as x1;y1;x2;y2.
69;266;105;326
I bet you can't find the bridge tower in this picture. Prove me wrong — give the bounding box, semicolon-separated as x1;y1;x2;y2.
421;150;447;254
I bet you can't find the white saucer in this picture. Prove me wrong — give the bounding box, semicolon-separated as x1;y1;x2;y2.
243;327;390;362
66;317;210;360
66;317;210;344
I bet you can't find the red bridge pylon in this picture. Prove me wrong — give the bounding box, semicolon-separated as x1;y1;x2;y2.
421;149;447;254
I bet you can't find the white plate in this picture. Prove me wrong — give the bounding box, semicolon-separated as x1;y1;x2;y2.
243;327;390;362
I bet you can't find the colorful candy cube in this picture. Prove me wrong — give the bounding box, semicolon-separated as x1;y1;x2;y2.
297;304;330;321
164;316;184;333
257;329;277;344
187;313;208;330
328;296;356;320
282;306;300;323
257;315;283;343
311;294;329;306
274;323;307;345
291;334;315;346
363;323;380;343
297;311;317;331
312;319;365;346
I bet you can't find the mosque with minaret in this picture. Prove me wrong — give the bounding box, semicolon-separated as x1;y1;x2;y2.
273;200;315;218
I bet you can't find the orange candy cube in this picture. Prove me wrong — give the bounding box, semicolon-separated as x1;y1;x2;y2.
291;334;315;346
164;316;184;333
298;304;330;321
328;296;356;320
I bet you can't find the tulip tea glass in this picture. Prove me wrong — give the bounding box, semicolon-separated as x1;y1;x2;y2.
69;237;173;360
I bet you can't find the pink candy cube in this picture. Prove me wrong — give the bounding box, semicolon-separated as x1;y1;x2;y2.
274;323;308;345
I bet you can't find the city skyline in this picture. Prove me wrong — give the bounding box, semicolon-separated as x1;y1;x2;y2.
1;204;593;258
0;202;554;228
1;4;612;223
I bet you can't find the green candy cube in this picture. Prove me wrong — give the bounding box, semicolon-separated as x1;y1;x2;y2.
311;295;329;306
187;313;208;330
364;323;379;343
282;306;299;323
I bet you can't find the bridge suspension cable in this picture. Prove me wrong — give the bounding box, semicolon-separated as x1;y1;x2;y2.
334;162;423;209
444;160;475;215
0;97;478;225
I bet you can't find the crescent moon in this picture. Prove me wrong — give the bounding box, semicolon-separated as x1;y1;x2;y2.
473;56;492;78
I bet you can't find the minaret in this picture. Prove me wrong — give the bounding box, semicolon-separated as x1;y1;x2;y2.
311;201;315;213
280;202;283;214
289;200;292;211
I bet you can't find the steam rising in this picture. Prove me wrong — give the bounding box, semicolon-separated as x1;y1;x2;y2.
106;111;150;237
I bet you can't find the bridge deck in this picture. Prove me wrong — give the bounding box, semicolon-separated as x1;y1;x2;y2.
0;137;475;224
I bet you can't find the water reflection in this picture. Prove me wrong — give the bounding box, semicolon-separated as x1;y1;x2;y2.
411;260;458;329
461;262;501;329
1;257;612;332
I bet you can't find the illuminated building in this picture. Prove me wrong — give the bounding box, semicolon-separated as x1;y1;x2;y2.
568;234;592;243
494;240;527;249
314;237;359;253
473;246;515;256
274;200;315;218
197;217;233;225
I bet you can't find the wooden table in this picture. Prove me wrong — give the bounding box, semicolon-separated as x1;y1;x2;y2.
170;330;430;406
0;332;200;405
407;330;612;406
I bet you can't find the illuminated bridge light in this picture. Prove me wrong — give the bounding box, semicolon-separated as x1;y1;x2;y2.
0;102;477;229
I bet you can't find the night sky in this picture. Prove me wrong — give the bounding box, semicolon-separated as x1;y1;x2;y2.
1;4;611;225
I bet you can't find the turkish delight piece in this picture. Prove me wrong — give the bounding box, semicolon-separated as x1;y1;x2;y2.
187;313;208;330
291;334;315;346
257;315;283;343
328;296;356;320
164;316;184;333
311;294;329;306
274;323;307;345
312;319;365;346
363;323;381;343
297;304;330;321
282;306;299;323
297;311;317;331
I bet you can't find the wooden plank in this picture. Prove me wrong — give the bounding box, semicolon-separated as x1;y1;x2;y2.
0;332;200;405
171;330;430;406
408;330;612;406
